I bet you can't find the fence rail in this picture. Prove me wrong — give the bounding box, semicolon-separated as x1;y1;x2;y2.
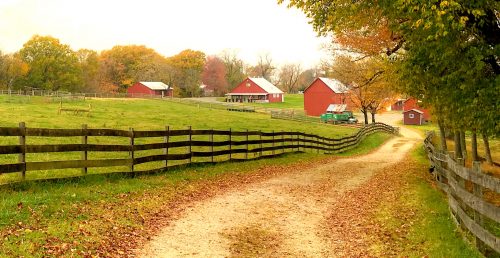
0;123;397;183
424;132;500;255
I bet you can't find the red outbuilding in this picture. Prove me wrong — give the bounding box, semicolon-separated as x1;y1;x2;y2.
391;99;406;111
304;77;351;116
127;82;173;97
226;77;284;103
403;109;425;125
403;98;431;120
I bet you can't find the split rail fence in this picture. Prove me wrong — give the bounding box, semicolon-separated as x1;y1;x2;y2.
0;123;397;183
424;132;500;255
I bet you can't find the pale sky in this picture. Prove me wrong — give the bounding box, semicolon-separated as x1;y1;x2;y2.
0;0;330;68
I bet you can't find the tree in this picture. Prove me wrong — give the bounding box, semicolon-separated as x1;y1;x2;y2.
77;49;100;92
277;63;302;93
19;35;82;91
0;52;29;90
220;49;246;91
201;56;228;96
283;0;499;164
99;45;169;92
332;56;393;124
167;49;206;97
248;53;275;81
297;68;318;91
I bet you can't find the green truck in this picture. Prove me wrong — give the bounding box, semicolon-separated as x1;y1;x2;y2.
320;111;358;124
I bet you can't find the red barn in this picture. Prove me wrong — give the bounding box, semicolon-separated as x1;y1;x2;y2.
391;99;406;111
226;77;283;103
304;77;351;116
127;82;173;97
403;98;431;120
403;109;425;125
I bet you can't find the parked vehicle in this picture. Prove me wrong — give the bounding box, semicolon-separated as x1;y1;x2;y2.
320;111;358;124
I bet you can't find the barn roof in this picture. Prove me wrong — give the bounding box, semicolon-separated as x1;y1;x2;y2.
317;77;348;93
139;82;171;90
248;77;283;94
403;108;424;114
326;104;347;112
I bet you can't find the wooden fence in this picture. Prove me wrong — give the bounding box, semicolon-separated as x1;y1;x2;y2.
0;123;397;183
424;132;500;255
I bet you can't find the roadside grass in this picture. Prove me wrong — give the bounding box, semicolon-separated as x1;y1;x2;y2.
373;144;483;257
404;121;499;176
336;132;393;156
0;96;393;258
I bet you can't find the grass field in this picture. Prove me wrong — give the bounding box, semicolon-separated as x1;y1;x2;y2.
235;94;304;110
0;95;354;183
0;104;393;258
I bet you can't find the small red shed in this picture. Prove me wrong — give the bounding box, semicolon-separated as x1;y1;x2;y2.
403;109;425;125
127;82;173;97
403;98;431;120
304;77;351;116
226;77;284;103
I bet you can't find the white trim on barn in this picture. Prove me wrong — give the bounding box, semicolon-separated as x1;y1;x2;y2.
139;82;171;90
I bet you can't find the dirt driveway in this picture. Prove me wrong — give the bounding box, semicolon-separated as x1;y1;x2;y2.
137;116;421;257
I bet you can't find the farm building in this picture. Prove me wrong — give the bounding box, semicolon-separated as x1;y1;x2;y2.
403;109;425;125
226;77;284;103
304;77;351;116
403;97;431;121
391;99;406;111
127;82;173;97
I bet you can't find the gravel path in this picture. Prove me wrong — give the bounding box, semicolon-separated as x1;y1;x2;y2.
138;116;420;257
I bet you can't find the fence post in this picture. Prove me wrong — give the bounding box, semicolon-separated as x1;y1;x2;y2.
281;131;285;154
246;129;249;160
129;128;135;173
472;161;485;252
19;122;26;180
316;135;319;154
189;126;192;164
272;130;275;156
82;124;88;174
165;126;170;169
210;129;214;163
229;128;232;161
259;130;263;157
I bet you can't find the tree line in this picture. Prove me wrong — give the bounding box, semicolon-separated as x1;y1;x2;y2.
0;35;316;97
283;0;499;165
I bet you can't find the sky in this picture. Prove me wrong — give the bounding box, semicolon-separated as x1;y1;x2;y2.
0;0;331;68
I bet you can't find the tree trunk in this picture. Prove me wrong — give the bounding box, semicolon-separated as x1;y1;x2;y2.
471;130;478;162
454;131;463;159
460;131;467;158
371;112;376;123
437;118;447;151
482;133;493;165
363;110;368;125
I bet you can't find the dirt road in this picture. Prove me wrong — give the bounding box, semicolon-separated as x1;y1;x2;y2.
138;119;421;257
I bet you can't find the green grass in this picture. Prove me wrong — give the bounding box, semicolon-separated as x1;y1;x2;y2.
0;131;392;257
374;144;483;257
336;132;393;156
0;95;395;256
0;95;355;183
243;94;304;110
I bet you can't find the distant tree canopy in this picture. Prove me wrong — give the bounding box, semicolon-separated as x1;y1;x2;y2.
1;35;326;98
19;35;82;91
